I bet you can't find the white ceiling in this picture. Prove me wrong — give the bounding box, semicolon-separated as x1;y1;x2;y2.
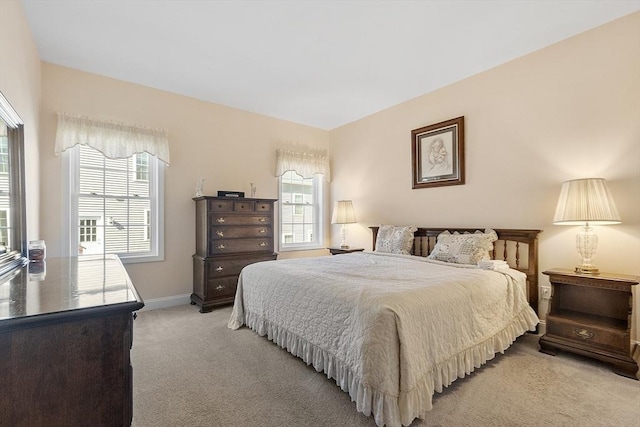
21;1;639;130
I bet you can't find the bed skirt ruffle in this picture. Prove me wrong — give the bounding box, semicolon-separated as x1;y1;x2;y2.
236;306;538;427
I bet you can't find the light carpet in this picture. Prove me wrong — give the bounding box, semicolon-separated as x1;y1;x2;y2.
131;304;640;427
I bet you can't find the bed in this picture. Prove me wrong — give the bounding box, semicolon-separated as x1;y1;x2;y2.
228;226;541;427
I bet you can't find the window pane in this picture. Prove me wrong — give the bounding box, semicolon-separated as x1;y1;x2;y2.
292;224;304;243
135;153;149;181
127;226;151;252
130;176;149;198
104;169;129;196
0;210;9;246
79;166;105;195
77;196;104;219
129;199;151;225
0;136;8;173
103;156;128;171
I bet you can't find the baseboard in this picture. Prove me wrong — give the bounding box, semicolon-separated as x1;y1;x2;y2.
139;294;191;311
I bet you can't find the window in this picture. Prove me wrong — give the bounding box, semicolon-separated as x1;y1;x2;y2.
279;170;324;251
79;218;97;242
65;145;164;263
0;92;26;261
134;153;149;181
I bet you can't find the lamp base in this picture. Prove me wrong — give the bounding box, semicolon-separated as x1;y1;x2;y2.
575;265;599;275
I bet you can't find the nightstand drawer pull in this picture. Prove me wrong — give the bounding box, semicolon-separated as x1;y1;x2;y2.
574;328;594;340
216;218;226;223
259;218;267;222
215;285;224;290
216;231;224;237
215;266;223;272
259;242;267;247
217;244;226;250
259;229;267;234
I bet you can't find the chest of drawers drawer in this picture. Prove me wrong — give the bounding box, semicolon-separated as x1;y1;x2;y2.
206;255;274;278
209;226;272;240
209;199;273;213
209;214;272;226
208;238;273;255
206;276;238;299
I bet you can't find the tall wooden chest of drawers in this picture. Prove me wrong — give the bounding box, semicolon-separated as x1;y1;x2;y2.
191;196;277;313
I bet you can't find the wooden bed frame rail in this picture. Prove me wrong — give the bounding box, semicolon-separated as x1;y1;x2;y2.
370;227;541;316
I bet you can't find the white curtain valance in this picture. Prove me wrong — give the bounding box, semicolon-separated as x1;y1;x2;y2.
55;113;170;165
275;148;330;182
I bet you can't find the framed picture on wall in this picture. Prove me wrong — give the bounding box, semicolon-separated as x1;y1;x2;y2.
411;116;465;189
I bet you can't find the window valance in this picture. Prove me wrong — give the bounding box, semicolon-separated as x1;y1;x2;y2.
275;148;330;182
55;113;170;165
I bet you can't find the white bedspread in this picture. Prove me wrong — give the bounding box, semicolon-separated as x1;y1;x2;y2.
228;252;539;427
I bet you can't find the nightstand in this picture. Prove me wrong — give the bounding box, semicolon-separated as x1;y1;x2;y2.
328;247;365;255
540;268;639;379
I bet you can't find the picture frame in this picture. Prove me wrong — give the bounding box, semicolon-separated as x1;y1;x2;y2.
411;116;465;189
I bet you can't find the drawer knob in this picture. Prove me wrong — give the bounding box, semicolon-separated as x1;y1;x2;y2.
215;285;225;290
217;244;226;250
259;218;267;222
216;218;226;223
215;266;223;272
259;229;267;234
259;242;267;247
574;328;594;340
216;231;224;237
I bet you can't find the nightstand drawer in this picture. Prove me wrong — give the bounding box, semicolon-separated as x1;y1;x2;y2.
547;315;630;354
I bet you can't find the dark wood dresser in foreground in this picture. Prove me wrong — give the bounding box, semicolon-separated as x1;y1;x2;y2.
540;268;639;379
0;255;144;426
192;196;277;313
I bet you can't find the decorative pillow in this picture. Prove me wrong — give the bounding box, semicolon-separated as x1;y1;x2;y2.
427;229;498;265
374;225;418;255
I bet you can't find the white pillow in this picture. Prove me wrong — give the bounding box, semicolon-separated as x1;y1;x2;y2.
427;229;498;265
375;225;418;255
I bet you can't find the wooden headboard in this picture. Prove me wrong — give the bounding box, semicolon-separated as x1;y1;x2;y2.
370;227;541;316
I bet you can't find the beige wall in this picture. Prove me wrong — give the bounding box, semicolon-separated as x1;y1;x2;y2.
0;0;41;241
329;12;640;340
39;63;329;300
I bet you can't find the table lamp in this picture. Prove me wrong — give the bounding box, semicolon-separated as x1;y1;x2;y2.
331;200;356;249
553;178;621;274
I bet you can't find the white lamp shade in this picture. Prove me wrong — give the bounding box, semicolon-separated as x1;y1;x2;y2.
553;178;621;225
331;200;356;224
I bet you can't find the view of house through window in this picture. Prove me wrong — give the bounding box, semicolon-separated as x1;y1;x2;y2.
69;145;163;261
279;170;323;250
0;128;9;247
